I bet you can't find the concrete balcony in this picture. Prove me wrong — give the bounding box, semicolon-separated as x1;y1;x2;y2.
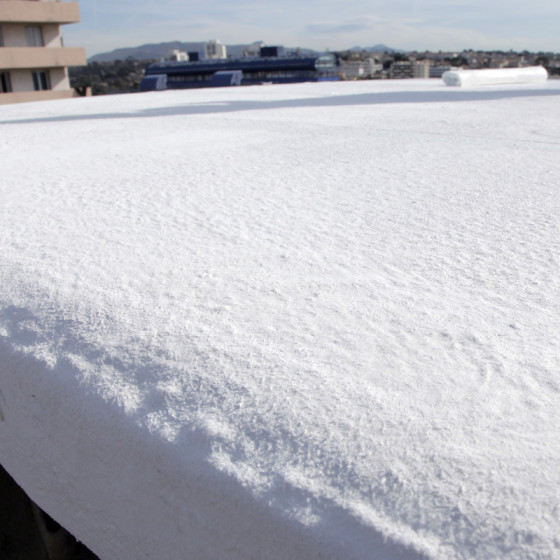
0;46;86;69
0;1;81;24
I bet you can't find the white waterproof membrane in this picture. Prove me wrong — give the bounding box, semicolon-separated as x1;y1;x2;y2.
442;65;548;87
1;79;560;560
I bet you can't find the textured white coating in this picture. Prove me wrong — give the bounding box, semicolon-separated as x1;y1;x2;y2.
1;79;560;560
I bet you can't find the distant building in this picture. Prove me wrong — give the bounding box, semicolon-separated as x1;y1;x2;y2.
339;60;378;80
389;60;430;79
260;46;285;58
363;58;383;76
168;49;188;62
204;39;226;60
390;61;413;79
413;61;430;79
389;60;430;80
0;0;86;104
141;52;339;90
429;65;453;78
243;42;265;57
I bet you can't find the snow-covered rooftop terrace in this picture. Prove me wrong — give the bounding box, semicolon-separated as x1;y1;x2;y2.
1;79;559;560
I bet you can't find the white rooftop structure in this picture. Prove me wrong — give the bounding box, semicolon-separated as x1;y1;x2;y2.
168;49;188;62
443;66;548;87
1;78;559;560
204;38;226;60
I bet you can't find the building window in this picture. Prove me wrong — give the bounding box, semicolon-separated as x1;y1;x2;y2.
25;26;44;47
1;72;12;93
0;26;4;47
32;70;50;91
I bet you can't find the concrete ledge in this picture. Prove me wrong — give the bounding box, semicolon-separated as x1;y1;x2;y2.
0;89;74;104
0;47;87;70
0;2;81;24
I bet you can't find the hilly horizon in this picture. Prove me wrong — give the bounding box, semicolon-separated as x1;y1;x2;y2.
88;41;402;62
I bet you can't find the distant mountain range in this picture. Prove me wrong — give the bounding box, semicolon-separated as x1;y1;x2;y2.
89;42;208;62
89;42;315;62
349;44;406;54
88;41;403;62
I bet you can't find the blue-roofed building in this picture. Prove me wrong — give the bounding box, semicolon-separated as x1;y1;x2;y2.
140;52;339;91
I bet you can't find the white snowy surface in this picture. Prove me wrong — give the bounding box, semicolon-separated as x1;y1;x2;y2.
442;66;549;87
1;79;560;560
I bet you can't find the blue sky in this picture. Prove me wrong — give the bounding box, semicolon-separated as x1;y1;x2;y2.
63;0;560;57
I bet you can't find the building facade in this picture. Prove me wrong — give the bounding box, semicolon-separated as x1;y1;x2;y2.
0;0;86;104
339;58;382;80
390;61;413;79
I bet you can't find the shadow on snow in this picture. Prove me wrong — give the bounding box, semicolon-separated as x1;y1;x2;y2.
2;85;560;125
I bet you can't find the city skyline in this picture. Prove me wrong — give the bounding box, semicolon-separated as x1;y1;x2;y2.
63;0;560;58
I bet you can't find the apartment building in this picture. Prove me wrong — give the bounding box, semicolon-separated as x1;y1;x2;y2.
0;0;86;104
390;60;430;79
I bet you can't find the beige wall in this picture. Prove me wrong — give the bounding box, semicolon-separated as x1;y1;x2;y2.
8;67;32;90
2;67;69;93
1;23;61;47
42;23;62;47
2;23;28;47
49;65;69;90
